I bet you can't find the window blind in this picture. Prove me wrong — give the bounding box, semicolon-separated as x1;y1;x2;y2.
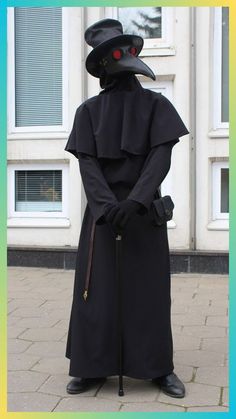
14;7;62;127
15;170;62;212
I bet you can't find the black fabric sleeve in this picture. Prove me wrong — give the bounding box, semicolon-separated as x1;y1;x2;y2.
150;94;189;148
64;103;97;158
126;141;176;213
78;152;118;225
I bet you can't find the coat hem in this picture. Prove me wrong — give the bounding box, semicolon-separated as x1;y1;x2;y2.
67;364;174;380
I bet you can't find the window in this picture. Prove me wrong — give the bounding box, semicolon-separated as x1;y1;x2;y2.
8;163;69;219
212;161;229;220
7;7;68;134
212;7;229;130
105;7;174;55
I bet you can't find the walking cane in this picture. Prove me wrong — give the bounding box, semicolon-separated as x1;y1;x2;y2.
116;228;124;396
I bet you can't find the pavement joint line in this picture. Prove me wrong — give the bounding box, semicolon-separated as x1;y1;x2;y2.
33;373;52;393
190;367;198;383
199;338;203;350
49;395;63;412
29;358;43;370
219;387;224;406
14;328;30;339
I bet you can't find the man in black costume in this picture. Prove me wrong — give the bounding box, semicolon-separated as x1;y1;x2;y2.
64;18;189;398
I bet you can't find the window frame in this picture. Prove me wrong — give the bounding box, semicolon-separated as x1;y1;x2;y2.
7;7;69;135
105;7;175;56
212;7;229;131
212;160;229;221
8;163;69;219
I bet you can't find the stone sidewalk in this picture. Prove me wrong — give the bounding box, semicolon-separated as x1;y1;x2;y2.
7;267;229;412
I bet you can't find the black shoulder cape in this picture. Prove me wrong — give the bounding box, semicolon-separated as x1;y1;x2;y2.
65;74;189;159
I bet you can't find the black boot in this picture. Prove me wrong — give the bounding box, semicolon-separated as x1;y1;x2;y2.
152;372;185;398
66;377;107;394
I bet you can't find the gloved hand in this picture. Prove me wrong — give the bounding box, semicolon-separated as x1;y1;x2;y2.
104;199;143;231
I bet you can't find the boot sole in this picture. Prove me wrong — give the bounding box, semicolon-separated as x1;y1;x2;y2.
161;387;185;398
66;378;107;394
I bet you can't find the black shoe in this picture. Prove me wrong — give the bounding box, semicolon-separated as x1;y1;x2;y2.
152;372;185;398
66;377;107;394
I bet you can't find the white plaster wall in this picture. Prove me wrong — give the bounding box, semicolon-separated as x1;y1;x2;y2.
195;7;229;250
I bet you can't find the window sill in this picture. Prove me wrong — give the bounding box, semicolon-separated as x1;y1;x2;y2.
7;218;71;228
167;219;176;229
8;132;68;141
208;129;229;139
140;46;176;57
207;219;229;231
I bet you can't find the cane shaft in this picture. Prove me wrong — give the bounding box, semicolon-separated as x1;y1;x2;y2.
116;233;124;396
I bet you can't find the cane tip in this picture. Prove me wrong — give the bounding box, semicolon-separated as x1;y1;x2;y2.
119;389;124;396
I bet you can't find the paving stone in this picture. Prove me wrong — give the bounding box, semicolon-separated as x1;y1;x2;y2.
8;392;60;412
7;268;229;412
19;327;66;342
60;333;68;342
43;309;70;319
174;350;225;367
97;376;159;402
120;402;185;412
8;326;28;339
204;306;227;315
157;382;221;407
210;300;228;307
24;341;66;357
194;366;228;387
182;326;226;338
39;300;70;310
173;335;201;350
222;386;228;406
173;364;194;382
54;397;121;412
7;317;22;327
171;325;182;334
11;307;54;318
171;314;206;326
31;357;70;375
190;298;211;305
8;298;46;311
15;317;60;329
38;374;103;398
187;406;228;412
206;315;228;327
8;353;41;371
171;305;189;314
201;337;228;353
53;319;69;329
8;338;33;354
8;370;49;393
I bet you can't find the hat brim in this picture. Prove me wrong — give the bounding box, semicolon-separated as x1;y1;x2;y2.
85;34;144;78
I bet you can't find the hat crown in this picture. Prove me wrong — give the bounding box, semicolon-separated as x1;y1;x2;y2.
85;18;124;48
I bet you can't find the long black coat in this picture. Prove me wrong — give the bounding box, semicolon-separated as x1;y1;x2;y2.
64;74;189;379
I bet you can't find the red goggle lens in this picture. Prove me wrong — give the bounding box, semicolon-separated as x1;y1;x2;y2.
129;47;137;56
112;49;122;60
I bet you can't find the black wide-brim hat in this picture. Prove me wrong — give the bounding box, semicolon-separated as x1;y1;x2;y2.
84;18;144;78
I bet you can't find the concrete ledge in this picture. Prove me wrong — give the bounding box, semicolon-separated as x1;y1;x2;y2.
7;246;229;274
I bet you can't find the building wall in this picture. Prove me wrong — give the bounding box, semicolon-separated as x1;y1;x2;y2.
7;6;229;252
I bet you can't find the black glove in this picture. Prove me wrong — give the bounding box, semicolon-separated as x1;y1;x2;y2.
104;199;143;231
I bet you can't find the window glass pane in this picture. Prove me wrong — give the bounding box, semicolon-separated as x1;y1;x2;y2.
15;170;62;212
221;7;229;122
221;168;229;213
118;7;162;39
14;7;62;127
